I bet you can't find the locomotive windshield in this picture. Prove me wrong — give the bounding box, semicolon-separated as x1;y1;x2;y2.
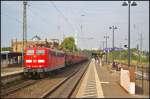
26;50;34;55
36;50;45;55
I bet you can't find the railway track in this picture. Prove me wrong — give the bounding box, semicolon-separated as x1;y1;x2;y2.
1;72;24;85
1;71;45;97
2;60;90;98
41;60;90;98
1;79;38;97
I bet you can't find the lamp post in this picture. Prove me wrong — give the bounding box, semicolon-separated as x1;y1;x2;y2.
104;35;109;64
109;25;117;63
75;14;85;52
122;1;137;67
80;14;85;35
100;41;105;50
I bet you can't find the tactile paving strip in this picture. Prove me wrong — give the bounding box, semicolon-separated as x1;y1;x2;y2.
76;59;104;98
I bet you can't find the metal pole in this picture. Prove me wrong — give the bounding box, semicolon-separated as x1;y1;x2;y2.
23;2;25;51
100;41;105;50
128;1;131;67
113;26;114;51
140;33;143;58
104;36;109;64
140;33;144;94
120;43;122;60
24;1;27;47
109;25;117;63
102;41;105;50
81;14;85;35
106;37;108;64
25;1;27;46
22;1;27;66
22;1;25;67
112;26;115;62
99;41;101;50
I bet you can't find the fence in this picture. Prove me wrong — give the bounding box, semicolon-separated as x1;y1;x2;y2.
135;65;149;95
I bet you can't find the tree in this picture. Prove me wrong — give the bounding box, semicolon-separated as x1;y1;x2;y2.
2;47;12;51
59;37;77;52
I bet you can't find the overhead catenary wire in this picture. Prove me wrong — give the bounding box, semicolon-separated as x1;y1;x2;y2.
63;4;85;32
1;12;42;37
55;3;91;47
27;4;64;40
2;13;22;24
2;2;46;37
25;3;59;38
28;6;53;29
50;1;77;33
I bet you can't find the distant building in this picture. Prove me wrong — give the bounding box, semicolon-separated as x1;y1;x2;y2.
91;48;99;51
11;35;59;52
32;35;41;41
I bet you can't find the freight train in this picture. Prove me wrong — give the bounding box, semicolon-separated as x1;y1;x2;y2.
24;47;88;78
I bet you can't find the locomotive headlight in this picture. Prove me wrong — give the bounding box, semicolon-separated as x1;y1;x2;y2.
38;60;45;63
26;60;32;63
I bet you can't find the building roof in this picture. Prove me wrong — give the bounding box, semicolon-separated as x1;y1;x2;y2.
1;51;23;57
1;51;10;54
32;35;41;41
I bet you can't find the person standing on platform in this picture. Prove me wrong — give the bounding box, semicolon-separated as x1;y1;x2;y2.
95;55;100;66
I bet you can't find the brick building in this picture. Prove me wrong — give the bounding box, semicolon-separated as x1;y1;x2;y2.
11;35;59;52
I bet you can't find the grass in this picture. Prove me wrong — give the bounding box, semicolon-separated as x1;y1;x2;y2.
114;59;149;68
107;49;149;68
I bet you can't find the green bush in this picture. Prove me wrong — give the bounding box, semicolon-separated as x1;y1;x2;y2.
108;48;148;64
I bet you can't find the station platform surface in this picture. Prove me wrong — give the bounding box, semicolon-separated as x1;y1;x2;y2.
1;66;24;77
76;58;148;98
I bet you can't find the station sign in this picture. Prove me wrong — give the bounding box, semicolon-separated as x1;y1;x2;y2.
103;48;124;52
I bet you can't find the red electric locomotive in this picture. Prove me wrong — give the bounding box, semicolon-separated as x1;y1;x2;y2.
24;47;88;78
24;47;65;77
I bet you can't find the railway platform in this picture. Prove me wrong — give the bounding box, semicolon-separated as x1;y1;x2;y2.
1;66;24;77
76;58;148;98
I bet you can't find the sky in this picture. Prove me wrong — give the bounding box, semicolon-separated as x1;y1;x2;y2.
1;1;149;51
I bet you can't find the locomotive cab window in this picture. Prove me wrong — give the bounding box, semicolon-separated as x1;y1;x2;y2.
36;50;45;55
26;50;34;55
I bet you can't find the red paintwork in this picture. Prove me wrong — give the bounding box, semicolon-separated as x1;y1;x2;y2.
24;47;65;69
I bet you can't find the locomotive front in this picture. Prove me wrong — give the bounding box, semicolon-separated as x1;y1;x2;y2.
24;48;48;76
